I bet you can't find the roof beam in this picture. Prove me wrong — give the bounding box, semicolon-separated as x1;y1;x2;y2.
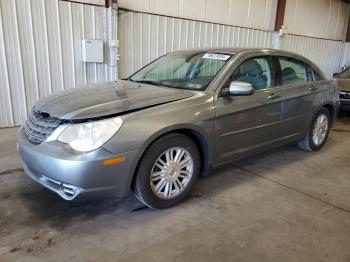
274;0;286;31
105;0;117;8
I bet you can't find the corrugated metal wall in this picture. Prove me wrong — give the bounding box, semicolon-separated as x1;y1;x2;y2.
118;0;350;41
341;43;350;68
1;2;349;128
118;10;346;79
118;10;275;78
118;0;278;31
0;0;108;128
284;0;350;41
280;34;344;78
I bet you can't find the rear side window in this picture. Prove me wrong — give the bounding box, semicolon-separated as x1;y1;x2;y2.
305;65;314;81
279;57;308;85
313;69;322;81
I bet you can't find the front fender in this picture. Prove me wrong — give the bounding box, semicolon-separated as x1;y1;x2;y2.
102;93;216;189
104;122;214;194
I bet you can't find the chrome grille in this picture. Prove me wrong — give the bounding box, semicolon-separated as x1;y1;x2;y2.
24;110;62;144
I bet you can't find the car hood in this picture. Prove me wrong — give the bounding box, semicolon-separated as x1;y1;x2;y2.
33;80;193;120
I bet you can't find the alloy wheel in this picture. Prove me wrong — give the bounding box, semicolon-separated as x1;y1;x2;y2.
150;147;194;200
312;113;329;146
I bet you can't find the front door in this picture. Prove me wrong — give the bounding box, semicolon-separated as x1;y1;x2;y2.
214;56;283;164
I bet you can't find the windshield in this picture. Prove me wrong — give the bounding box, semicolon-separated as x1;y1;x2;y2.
129;51;232;90
338;66;350;79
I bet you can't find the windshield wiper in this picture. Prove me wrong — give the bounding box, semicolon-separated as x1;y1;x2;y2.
130;79;164;86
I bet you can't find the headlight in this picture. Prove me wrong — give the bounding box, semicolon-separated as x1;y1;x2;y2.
57;117;123;152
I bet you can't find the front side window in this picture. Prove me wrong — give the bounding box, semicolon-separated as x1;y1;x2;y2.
229;56;277;90
129;52;232;90
279;57;308;85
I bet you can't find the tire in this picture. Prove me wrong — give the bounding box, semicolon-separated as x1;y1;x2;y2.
298;107;331;152
134;133;200;209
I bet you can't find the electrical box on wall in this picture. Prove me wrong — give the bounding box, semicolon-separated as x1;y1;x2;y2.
82;39;104;63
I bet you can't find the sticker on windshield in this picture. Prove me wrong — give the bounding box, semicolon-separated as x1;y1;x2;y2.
202;53;230;60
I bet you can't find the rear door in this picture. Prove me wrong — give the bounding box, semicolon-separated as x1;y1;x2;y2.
214;55;284;164
277;56;318;139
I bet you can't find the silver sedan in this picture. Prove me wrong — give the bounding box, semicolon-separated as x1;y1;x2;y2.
17;48;339;208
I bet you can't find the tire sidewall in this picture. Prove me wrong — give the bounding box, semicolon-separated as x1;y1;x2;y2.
135;134;200;209
308;108;331;151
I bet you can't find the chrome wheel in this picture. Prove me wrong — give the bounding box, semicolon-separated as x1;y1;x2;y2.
312;113;328;146
150;147;194;200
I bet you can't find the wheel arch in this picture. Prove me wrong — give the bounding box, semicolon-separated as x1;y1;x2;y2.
129;124;213;191
322;103;336;124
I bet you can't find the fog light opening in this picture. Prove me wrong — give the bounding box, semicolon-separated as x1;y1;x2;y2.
59;183;83;200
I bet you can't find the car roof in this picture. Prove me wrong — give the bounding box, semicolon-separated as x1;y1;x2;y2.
174;47;301;56
173;47;244;55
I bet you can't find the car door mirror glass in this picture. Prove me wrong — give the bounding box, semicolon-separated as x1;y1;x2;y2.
224;81;254;96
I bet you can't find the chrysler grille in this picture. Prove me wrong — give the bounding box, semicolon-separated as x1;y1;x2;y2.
24;110;62;144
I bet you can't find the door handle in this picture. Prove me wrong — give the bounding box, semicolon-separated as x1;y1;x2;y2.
267;93;282;99
309;86;318;91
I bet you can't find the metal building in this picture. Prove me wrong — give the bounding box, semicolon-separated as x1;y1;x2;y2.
0;0;349;128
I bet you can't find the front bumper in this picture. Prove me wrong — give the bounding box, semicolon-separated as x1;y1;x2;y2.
17;127;139;200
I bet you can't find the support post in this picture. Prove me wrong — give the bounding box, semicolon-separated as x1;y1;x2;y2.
346;15;350;42
273;0;287;50
106;0;119;80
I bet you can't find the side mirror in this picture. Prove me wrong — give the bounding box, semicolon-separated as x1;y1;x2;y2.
223;81;254;96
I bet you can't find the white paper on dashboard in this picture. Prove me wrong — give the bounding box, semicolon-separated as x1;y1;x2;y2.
202;53;230;60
